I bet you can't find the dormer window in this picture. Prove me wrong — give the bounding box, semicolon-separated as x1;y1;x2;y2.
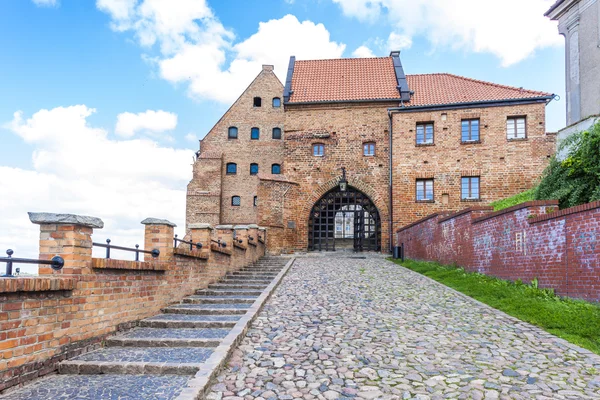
253;97;262;107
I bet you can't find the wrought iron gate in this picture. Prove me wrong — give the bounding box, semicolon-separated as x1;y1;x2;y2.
308;186;381;252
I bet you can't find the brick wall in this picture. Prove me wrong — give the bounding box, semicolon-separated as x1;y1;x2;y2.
396;200;600;301
0;216;266;393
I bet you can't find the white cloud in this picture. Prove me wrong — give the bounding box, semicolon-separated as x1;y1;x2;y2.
352;45;376;58
115;109;177;137
185;133;198;143
32;0;58;7
97;0;346;103
1;105;194;272
332;0;561;66
387;32;412;51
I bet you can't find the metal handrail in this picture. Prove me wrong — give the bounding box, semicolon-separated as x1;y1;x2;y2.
92;239;159;261
174;235;203;251
211;239;227;248
0;249;64;277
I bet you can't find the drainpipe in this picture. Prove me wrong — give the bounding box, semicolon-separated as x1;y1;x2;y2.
387;101;406;253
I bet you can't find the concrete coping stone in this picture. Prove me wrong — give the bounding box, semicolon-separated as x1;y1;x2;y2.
215;225;234;230
141;218;177;227
258;227;266;231
189;223;213;230
247;224;259;229
28;212;104;229
233;225;249;230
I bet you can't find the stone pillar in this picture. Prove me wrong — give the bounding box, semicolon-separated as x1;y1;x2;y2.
29;212;103;276
233;225;249;247
142;218;176;262
214;225;234;249
189;223;213;250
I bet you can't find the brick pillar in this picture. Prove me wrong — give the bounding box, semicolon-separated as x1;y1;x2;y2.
233;225;249;246
141;218;176;262
258;227;267;256
28;212;103;276
189;223;213;249
214;225;234;249
247;224;259;244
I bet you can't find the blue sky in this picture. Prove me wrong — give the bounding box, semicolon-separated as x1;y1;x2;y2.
0;0;565;268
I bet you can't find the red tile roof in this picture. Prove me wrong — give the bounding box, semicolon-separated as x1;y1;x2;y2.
287;57;552;106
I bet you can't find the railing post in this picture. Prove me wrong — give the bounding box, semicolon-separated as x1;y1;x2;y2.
141;218;175;262
28;212;102;275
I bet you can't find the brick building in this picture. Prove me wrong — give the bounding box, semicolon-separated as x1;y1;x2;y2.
187;52;556;253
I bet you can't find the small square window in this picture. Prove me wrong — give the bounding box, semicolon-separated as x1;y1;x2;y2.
228;127;238;139
251;127;260;140
250;163;258;175
253;97;262;107
461;176;480;200
272;127;282;139
226;163;237;175
416;179;434;201
507;116;526;140
271;164;281;174
313;144;324;156
461;119;480;142
272;97;281;107
363;142;375;156
231;196;241;206
416;123;434;145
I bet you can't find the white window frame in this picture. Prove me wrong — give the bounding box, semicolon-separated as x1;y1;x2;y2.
461;176;480;200
416;179;434;201
506;116;526;140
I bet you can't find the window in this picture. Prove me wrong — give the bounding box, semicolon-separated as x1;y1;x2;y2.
253;97;262;107
507;116;526;140
416;179;434;201
272;127;282;139
253;196;258;207
272;97;281;107
251;127;260;140
271;164;281;174
228;126;238;139
250;163;259;175
461;119;480;142
231;196;241;206
313;143;324;156
363;142;375;156
226;163;237;175
416;123;434;145
461;176;480;200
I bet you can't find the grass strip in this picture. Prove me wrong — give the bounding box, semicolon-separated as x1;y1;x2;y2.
489;188;536;211
389;258;600;355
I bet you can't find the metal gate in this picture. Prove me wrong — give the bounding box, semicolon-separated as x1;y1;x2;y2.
308;186;381;252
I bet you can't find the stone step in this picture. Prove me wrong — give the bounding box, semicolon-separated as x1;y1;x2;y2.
59;347;214;375
163;303;250;315
208;283;268;290
195;288;264;296
229;272;278;278
182;295;256;304
0;374;191;400
223;278;272;284
105;327;229;347
140;314;240;328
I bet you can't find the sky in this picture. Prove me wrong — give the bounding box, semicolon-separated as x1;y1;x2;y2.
0;0;566;271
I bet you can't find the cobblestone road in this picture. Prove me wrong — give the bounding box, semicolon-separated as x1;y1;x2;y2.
207;256;600;400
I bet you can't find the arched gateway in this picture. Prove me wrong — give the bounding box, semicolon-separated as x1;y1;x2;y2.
308;185;381;252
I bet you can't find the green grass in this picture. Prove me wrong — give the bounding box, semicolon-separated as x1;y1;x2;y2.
389;258;600;355
489;188;536;211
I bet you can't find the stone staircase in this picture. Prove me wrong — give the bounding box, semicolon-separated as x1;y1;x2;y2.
0;257;288;400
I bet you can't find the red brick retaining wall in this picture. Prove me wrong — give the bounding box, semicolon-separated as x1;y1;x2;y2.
396;200;600;302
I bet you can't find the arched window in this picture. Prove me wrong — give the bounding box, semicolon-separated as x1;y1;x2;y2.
272;97;281;107
363;142;375;156
313;143;325;157
228;126;238;139
250;163;259;175
231;196;241;206
251;127;260;140
253;97;262;107
226;163;237;175
272;127;282;139
271;164;281;174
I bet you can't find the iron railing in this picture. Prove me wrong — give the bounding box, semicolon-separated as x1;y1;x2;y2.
92;239;159;261
0;249;64;277
211;239;227;248
174;234;203;251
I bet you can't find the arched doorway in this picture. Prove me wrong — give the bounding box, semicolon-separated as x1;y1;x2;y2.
308;186;381;252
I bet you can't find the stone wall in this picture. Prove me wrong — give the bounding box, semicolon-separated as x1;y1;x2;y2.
396;200;600;301
0;214;266;393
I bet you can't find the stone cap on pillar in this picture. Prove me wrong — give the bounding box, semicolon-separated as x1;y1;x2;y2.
234;225;249;230
28;212;104;228
189;223;213;230
247;224;259;229
215;225;234;230
141;218;177;227
258;227;267;231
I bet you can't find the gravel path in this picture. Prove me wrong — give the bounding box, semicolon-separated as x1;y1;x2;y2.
207;256;600;400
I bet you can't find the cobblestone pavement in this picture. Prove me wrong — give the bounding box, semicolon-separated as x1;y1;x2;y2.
207;256;600;400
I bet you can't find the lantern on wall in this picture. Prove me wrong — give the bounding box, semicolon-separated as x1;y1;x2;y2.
339;167;348;192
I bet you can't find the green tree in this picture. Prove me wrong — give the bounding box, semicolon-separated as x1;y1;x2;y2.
535;122;600;208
